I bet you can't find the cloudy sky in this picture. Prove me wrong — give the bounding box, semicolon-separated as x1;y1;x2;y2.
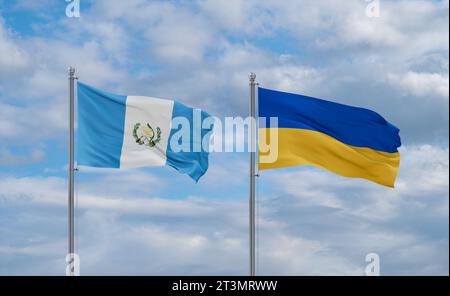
0;0;448;275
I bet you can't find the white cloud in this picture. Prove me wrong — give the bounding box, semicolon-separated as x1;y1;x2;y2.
266;0;449;54
0;18;29;80
0;101;66;143
144;11;214;63
0;145;448;275
0;25;128;143
20;39;126;99
387;71;449;99
198;0;273;35
0;147;44;166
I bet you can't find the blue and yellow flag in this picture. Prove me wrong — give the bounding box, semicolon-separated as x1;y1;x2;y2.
258;88;401;187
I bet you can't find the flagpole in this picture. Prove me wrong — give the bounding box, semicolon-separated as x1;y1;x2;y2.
68;66;76;276
249;72;257;276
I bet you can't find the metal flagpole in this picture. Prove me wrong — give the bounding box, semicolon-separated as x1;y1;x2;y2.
68;66;76;276
249;73;257;276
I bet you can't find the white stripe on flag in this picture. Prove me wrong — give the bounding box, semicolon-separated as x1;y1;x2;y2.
120;96;174;168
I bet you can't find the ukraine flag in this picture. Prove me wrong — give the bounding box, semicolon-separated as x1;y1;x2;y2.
258;88;401;187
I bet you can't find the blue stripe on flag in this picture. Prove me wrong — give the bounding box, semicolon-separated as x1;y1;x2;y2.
258;87;401;153
166;102;212;182
77;82;126;168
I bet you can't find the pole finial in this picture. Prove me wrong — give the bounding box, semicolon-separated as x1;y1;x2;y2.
249;72;256;82
68;66;75;77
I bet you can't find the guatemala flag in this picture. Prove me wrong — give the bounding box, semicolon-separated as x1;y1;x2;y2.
77;82;214;182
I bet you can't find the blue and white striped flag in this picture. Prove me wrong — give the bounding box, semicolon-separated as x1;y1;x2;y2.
77;82;214;181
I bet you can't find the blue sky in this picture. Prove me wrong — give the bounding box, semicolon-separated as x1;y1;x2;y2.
0;0;448;275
